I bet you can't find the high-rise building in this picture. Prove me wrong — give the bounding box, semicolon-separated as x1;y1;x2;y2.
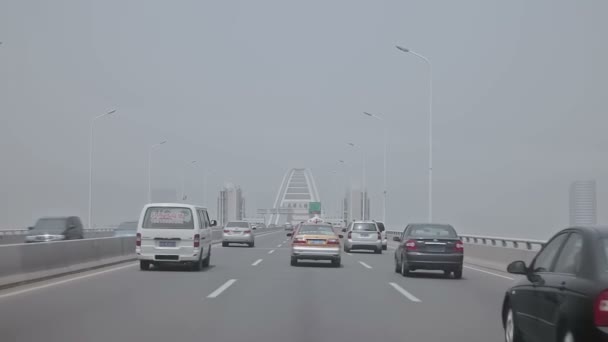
343;187;370;222
217;183;245;227
569;180;597;226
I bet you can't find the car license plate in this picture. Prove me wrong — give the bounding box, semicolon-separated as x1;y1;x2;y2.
159;240;176;247
427;245;445;252
308;240;325;245
359;233;369;237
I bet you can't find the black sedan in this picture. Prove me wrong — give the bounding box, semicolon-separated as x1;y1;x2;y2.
393;223;464;279
502;226;608;342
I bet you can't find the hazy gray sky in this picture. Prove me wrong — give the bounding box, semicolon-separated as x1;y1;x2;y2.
1;0;606;238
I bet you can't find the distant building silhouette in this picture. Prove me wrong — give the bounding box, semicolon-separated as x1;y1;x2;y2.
217;183;245;227
569;180;597;226
343;187;370;222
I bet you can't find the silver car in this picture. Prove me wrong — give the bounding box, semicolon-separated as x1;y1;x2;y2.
222;221;255;247
343;221;382;254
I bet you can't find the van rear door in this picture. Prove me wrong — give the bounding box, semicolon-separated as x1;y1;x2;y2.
139;207;197;256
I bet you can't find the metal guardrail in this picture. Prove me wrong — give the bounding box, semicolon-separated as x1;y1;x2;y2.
385;230;546;251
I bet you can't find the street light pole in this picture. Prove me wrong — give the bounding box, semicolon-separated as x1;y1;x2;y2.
363;112;388;223
396;45;433;222
181;160;197;201
147;140;167;203
88;109;117;230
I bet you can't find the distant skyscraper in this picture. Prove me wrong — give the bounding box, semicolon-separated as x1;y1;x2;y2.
343;187;370;222
569;180;597;226
217;183;245;226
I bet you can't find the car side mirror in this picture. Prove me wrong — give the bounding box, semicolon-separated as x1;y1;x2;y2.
286;233;292;237
28;226;35;230
341;228;346;233
210;220;217;227
507;260;528;275
393;236;401;242
338;234;344;239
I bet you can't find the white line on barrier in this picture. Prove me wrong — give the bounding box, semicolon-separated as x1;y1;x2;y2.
359;261;372;269
207;279;237;298
463;265;514;280
252;259;263;266
0;262;138;300
389;282;421;302
268;249;275;254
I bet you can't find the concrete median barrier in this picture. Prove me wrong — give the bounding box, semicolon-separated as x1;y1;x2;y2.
463;243;538;272
0;236;136;289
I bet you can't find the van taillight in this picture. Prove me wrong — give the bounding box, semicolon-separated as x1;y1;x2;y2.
455;241;464;253
377;232;382;240
405;240;417;251
194;234;200;248
136;233;141;247
595;289;608;326
347;231;352;239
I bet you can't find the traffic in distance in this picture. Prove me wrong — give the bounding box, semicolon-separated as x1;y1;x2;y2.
5;204;608;341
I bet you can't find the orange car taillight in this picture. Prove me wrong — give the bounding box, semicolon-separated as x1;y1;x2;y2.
293;237;307;244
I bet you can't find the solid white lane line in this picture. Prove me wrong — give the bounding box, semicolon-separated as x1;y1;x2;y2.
464;265;514;280
359;261;372;269
252;259;263;266
268;249;275;254
0;262;138;300
207;279;237;298
389;282;421;302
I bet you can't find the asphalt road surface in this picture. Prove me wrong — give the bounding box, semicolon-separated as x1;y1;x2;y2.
0;229;516;342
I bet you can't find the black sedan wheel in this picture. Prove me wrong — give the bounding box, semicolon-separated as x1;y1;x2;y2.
401;259;410;277
504;307;523;342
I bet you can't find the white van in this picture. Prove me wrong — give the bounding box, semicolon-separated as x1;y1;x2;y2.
136;203;217;271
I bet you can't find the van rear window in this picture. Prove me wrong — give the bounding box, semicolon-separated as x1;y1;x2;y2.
143;207;194;229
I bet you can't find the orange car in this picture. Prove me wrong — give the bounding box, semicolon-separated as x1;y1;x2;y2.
287;223;343;267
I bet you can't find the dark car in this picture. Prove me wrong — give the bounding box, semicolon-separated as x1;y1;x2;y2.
113;221;137;237
502;226;608;342
25;216;84;243
393;223;464;278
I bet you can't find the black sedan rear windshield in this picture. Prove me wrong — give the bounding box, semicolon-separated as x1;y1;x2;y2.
352;223;378;232
409;225;457;238
143;207;194;229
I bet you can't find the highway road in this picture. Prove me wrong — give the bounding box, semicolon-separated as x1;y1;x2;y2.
0;229;517;342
